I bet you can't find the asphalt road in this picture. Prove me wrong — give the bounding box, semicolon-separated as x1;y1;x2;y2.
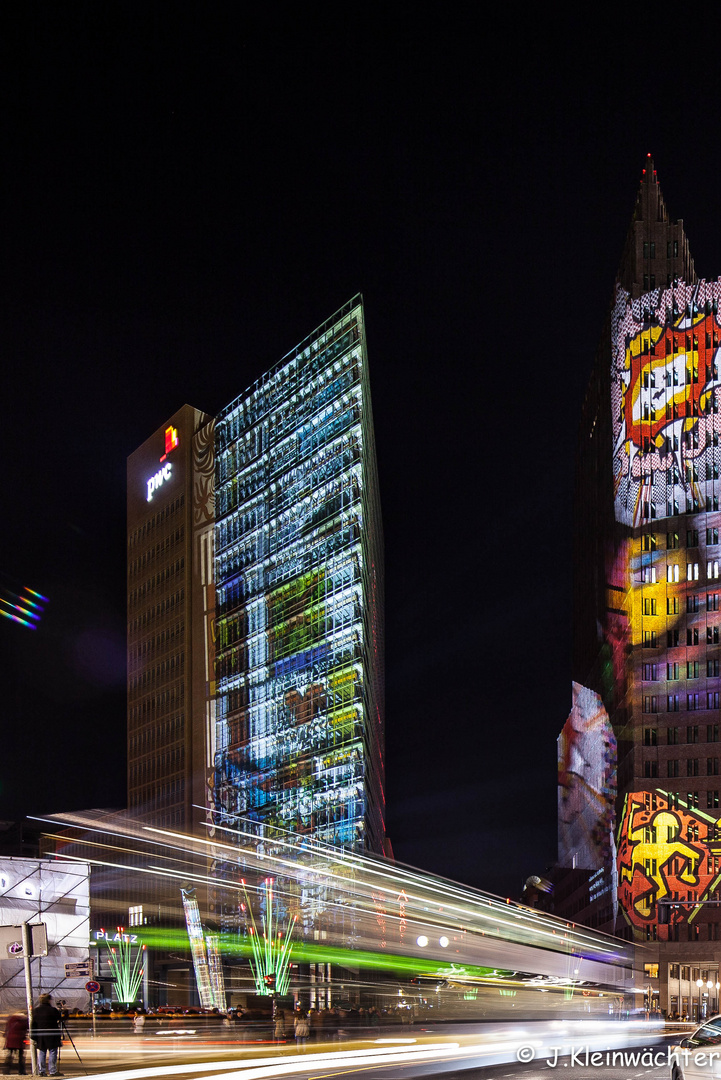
44;1040;675;1080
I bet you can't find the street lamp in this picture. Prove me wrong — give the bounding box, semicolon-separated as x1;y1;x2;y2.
697;978;704;1022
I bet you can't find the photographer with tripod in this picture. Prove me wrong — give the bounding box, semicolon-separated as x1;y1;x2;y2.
30;994;62;1077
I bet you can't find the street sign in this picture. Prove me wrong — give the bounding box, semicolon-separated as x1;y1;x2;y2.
0;924;47;958
65;960;93;978
85;981;100;994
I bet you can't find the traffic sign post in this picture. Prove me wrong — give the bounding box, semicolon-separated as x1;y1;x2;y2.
85;981;100;1039
21;925;37;1077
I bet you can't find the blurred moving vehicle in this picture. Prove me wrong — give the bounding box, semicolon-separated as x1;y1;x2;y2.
671;1015;721;1080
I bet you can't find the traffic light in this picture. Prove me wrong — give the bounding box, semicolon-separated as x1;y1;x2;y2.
264;973;276;990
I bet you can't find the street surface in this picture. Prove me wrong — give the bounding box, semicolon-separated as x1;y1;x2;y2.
36;1020;678;1080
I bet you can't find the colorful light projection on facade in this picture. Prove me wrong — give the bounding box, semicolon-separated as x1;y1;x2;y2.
617;790;721;934
558;683;617;871
213;297;384;856
612;280;721;527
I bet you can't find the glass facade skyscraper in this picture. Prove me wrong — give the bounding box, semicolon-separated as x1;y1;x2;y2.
213;296;385;854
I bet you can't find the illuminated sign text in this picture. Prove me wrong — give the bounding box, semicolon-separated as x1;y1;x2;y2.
147;462;172;502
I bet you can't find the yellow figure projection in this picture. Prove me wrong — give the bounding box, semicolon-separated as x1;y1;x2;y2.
620;809;702;919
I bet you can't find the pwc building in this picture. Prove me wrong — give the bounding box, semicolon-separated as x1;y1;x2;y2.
558;158;721;1016
127;297;385;857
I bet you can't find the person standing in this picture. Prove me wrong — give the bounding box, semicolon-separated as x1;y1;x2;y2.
293;1010;309;1050
3;1012;28;1075
30;994;62;1077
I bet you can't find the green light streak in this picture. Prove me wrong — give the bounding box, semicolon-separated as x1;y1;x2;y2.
111;926;539;983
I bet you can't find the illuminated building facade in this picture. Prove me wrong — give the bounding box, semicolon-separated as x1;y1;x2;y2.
564;157;721;1017
213;296;385;856
127;405;216;830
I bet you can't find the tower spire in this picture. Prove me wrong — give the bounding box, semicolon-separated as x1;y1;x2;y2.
616;154;696;299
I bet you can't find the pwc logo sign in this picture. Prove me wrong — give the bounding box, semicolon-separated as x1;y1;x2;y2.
146;425;179;501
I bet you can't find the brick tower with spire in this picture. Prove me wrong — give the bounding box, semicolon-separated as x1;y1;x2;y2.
560;156;721;1018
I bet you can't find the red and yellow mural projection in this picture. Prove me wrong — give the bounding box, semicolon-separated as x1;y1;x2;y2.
611;280;721;526
617;791;721;934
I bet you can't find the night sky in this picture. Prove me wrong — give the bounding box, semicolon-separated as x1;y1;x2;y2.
5;7;721;898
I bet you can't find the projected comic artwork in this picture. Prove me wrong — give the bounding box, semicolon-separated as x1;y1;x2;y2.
617;790;721;933
558;683;617;871
611;280;721;526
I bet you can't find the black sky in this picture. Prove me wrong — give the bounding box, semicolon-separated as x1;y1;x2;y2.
4;6;721;897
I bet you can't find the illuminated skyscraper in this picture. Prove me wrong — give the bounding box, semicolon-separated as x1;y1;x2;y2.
213;296;385;855
562;157;721;1017
127;405;216;830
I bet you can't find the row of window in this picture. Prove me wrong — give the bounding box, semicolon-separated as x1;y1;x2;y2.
644;723;721;744
645;529;721;551
664;791;721;811
128;494;185;548
129;777;185;811
128;712;184;751
663;660;720;678
642;495;720;519
643;691;720;712
128;526;185;578
640;393;719;423
216;320;360;447
127;684;185;723
127;558;186;609
642;239;680;258
128;653;185;691
128;588;186;629
645;631;721;654
128;623;185;664
129;746;185;786
647;759;721;778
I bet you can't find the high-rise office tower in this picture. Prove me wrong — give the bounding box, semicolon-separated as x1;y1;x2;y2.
213;296;385;855
127;405;216;830
561;157;721;1017
127;297;385;858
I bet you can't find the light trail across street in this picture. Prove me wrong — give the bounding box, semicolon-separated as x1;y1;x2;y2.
47;1020;675;1080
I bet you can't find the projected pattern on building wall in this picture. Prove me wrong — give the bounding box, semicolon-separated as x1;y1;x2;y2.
214;298;384;856
612;280;721;528
617;790;721;935
558;683;617;871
